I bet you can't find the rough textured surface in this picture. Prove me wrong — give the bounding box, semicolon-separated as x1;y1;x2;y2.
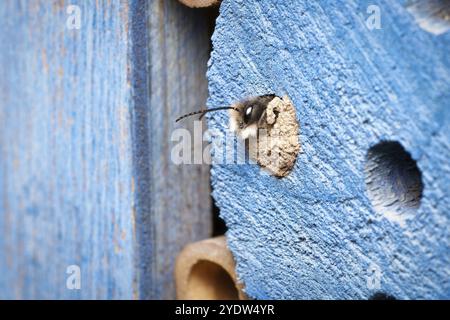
0;0;213;299
207;0;450;299
251;96;301;177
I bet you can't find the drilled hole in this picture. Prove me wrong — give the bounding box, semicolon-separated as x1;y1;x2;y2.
186;260;239;300
406;0;450;35
364;141;423;225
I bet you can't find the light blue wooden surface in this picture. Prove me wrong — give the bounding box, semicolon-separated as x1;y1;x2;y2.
0;0;214;299
208;0;450;299
0;0;136;299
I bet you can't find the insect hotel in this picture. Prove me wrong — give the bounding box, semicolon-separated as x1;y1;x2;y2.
0;0;448;300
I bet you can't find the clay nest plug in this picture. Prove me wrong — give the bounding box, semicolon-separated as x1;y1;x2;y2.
250;95;301;178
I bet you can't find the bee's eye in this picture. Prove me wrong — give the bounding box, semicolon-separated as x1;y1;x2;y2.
243;105;253;123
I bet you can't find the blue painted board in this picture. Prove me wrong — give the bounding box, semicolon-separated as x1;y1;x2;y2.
0;0;214;299
208;0;450;299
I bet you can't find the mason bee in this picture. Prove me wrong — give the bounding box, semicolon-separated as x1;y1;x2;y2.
176;94;300;177
175;94;277;140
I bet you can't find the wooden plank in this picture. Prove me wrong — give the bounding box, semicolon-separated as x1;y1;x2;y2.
207;0;450;299
147;0;215;299
0;0;136;299
0;0;214;299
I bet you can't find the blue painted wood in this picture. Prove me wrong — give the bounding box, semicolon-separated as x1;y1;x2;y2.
207;0;450;299
0;0;136;299
0;0;214;299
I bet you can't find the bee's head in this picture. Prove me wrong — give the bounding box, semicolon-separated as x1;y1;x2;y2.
175;94;277;140
230;94;276;139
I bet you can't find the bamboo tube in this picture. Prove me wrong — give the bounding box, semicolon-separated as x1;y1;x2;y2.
175;236;247;300
178;0;220;8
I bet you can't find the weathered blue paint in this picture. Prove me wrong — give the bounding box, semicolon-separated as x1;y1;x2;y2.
0;0;214;299
208;0;450;299
0;0;136;299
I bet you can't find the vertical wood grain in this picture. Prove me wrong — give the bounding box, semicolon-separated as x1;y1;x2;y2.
0;0;136;299
0;0;214;299
148;0;216;299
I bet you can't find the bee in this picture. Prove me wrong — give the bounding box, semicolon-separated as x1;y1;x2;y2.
175;94;277;140
176;94;300;177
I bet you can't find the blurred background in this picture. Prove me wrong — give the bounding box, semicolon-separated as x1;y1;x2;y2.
0;0;224;299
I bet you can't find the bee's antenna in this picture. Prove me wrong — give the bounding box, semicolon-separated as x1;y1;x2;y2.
175;110;208;122
175;106;239;123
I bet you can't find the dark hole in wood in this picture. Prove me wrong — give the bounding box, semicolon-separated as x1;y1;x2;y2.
212;195;227;236
204;6;226;237
369;292;397;300
365;141;423;222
